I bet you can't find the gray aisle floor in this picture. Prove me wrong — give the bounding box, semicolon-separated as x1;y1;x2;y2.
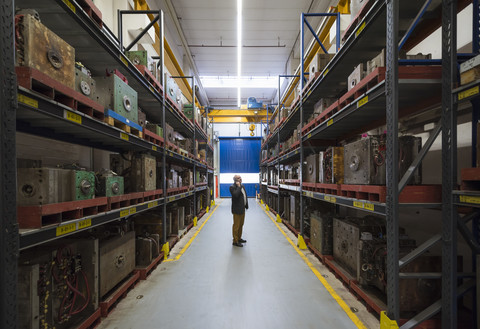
98;199;374;329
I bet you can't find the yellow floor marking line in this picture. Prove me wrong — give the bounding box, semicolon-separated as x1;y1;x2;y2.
164;201;222;262
258;201;367;329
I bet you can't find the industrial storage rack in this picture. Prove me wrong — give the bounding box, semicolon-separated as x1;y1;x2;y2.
260;0;480;328
0;0;214;327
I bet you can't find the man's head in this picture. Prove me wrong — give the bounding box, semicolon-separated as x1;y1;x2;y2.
233;175;242;184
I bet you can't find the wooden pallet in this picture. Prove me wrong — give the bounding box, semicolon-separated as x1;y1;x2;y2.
16;67;105;120
143;189;163;201
108;192;144;210
166;141;178;152
76;0;103;28
143;128;164;147
340;184;442;203
100;272;140;317
461;167;480;190
178;148;189;157
17;197;108;229
135;65;163;94
104;109;143;138
74;308;102;329
134;251;164;280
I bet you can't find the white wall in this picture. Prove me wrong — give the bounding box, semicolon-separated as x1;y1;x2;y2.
409;4;473;57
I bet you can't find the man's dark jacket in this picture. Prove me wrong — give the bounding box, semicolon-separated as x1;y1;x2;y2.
230;183;249;215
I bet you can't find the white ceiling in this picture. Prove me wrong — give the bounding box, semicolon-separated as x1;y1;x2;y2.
169;0;334;107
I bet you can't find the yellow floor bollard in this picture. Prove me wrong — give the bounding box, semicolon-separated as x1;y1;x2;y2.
193;216;198;227
265;205;269;211
297;234;307;250
206;206;210;213
260;199;264;205
276;214;282;223
380;311;399;329
162;242;170;260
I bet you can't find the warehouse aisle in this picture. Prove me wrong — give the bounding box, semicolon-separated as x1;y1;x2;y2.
98;199;365;329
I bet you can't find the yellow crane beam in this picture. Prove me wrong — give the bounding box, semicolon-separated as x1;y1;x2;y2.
211;117;265;123
208;109;268;117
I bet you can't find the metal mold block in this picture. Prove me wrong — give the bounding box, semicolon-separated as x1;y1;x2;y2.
125;50;148;66
322;147;344;184
17;168;95;205
95;74;138;123
16;14;75;88
332;216;384;277
75;67;96;99
132;154;156;191
146;123;163;137
310;211;333;255
344;137;386;185
304;153;319;183
74;170;95;201
97;176;124;197
99;231;135;298
347;63;366;91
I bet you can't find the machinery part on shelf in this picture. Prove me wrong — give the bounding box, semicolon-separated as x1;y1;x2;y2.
322;147;344;184
99;231;135;298
96;174;124;197
18;239;99;329
17;168;95;205
310;211;334;255
15;13;75;88
304;153;319;183
95;74;138;123
347;63;366;91
125;50;148;66
131;154;157;192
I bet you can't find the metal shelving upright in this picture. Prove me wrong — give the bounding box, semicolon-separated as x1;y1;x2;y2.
0;0;215;326
261;0;480;327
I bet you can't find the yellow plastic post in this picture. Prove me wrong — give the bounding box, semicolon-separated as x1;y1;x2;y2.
193;216;198;227
260;199;264;205
206;206;210;213
211;200;214;206
380;312;399;329
265;205;269;211
162;242;170;260
297;234;307;250
276;214;282;223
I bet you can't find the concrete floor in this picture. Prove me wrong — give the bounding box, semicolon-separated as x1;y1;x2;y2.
97;198;379;329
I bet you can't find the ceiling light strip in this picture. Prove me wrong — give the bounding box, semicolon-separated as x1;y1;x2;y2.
237;0;242;107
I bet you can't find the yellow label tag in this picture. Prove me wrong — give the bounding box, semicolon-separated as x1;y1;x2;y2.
120;132;129;141
169;152;174;157
18;94;38;108
148;201;158;208
327;119;334;126
324;68;329;76
358;95;369;108
324;195;331;202
78;218;92;230
330;197;337;203
129;207;137;214
308;133;312;139
169;196;175;202
65;110;82;124
364;203;374;211
120;209;130;217
63;0;76;12
120;55;129;67
356;21;366;38
459;195;480;204
56;223;76;237
182;156;185;160
458;86;479;101
354;201;364;209
152;145;158;151
150;86;155;93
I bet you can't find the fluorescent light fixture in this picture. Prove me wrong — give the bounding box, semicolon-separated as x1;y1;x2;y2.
237;0;242;107
200;76;278;88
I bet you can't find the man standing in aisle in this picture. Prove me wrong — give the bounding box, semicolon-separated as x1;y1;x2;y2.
230;175;248;247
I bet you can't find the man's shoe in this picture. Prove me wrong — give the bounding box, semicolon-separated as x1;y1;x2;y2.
232;242;243;247
239;239;247;243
